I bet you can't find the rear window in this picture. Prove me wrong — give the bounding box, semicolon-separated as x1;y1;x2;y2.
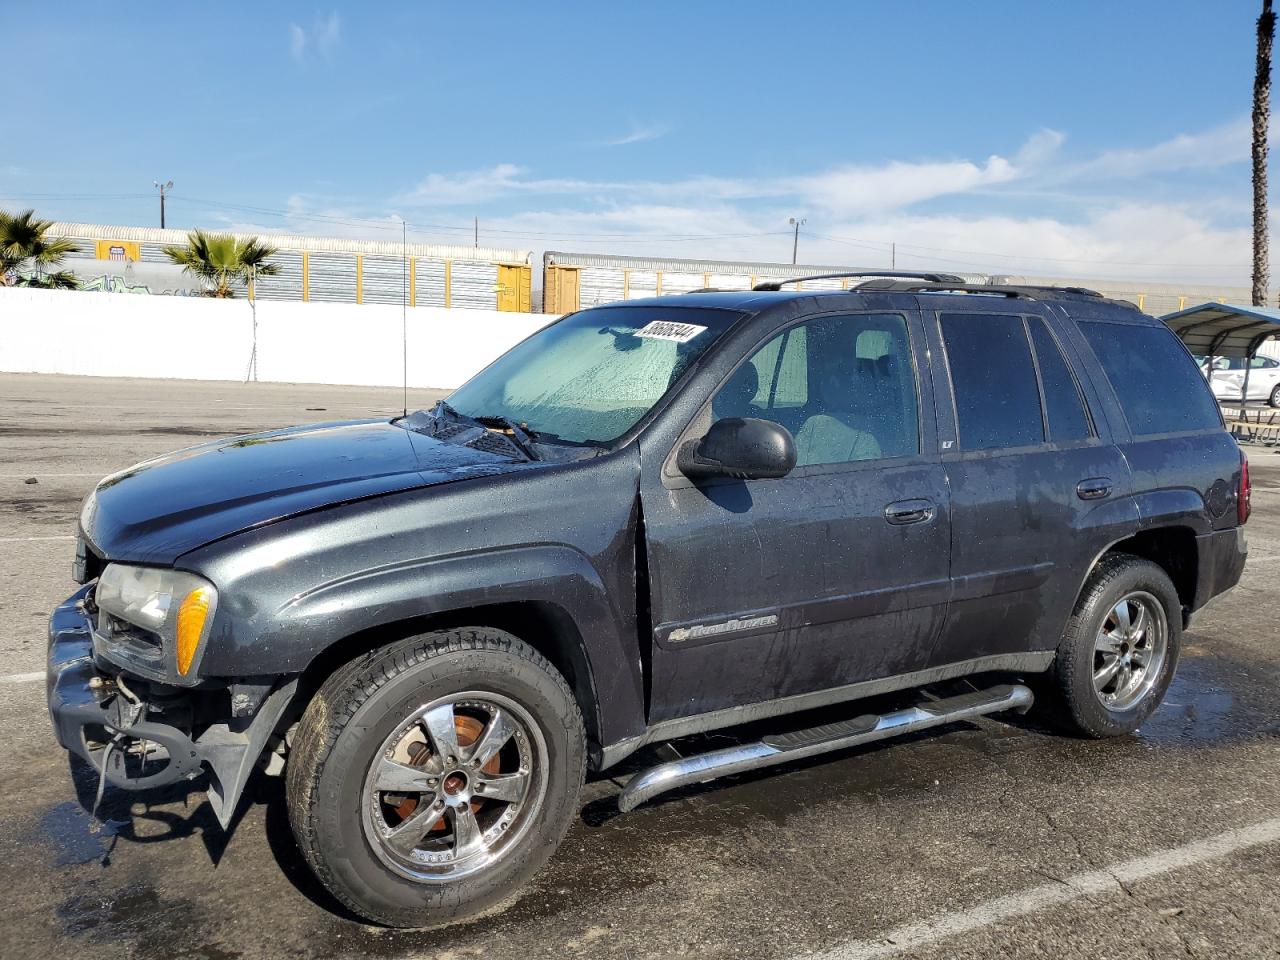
1078;321;1221;436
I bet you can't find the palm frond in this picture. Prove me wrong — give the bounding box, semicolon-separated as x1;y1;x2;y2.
163;230;279;295
16;270;80;290
0;208;75;276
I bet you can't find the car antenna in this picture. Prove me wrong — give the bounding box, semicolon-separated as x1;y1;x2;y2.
401;217;409;418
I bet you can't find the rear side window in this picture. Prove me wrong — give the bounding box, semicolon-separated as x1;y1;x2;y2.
1078;321;1221;436
1028;318;1092;442
941;313;1043;450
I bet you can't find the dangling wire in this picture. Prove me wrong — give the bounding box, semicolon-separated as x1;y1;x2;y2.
89;736;121;832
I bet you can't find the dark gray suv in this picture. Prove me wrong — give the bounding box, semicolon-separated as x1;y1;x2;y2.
47;274;1249;927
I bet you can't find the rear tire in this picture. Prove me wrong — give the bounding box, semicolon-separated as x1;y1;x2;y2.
286;628;585;928
1036;554;1181;737
1269;384;1280;408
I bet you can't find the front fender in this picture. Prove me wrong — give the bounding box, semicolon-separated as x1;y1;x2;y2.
181;452;648;748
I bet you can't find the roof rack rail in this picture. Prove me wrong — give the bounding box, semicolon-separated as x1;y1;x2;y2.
1051;285;1103;297
854;280;1109;301
752;270;966;291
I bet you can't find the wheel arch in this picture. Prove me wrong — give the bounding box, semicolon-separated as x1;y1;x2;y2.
1075;524;1199;621
293;600;606;763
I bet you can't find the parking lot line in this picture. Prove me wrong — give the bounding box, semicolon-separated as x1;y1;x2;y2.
0;672;43;684
0;535;74;543
811;817;1280;960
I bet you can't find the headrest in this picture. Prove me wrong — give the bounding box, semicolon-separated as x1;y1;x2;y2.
856;330;891;360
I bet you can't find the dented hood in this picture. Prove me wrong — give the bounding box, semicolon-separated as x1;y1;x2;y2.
80;419;528;565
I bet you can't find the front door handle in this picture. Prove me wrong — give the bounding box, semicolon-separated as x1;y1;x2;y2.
1077;477;1113;500
885;499;935;525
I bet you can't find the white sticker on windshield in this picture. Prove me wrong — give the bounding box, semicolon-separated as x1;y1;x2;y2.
634;320;708;343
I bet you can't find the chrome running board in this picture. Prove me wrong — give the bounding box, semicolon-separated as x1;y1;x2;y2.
617;683;1034;812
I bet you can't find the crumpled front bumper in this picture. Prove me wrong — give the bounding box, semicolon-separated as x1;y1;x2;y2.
47;585;205;788
47;585;297;828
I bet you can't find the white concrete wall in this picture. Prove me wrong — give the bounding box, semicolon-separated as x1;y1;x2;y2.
0;286;556;389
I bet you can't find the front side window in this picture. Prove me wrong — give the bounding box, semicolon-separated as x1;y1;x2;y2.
941;313;1044;450
1078;321;1222;436
711;313;919;466
447;306;742;444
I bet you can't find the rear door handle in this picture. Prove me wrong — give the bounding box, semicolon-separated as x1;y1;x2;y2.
885;499;935;525
1077;477;1113;500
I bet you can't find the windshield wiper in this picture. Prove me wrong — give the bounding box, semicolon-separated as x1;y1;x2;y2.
473;414;541;461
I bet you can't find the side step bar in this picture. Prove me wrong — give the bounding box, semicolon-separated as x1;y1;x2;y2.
617;683;1033;813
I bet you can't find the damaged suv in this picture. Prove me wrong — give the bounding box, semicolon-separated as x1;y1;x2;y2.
48;273;1248;927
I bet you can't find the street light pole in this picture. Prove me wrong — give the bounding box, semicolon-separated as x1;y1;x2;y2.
789;217;806;265
153;180;174;229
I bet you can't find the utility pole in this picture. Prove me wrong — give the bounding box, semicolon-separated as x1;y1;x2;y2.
789;217;806;265
474;216;479;248
245;264;258;383
153;180;174;229
891;242;896;270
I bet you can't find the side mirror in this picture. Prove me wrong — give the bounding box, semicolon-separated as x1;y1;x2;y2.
678;417;797;481
1212;357;1231;370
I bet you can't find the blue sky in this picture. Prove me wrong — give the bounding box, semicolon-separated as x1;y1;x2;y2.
0;1;1269;284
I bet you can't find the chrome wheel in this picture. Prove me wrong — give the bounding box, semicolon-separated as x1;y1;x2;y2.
1092;591;1168;711
361;692;546;883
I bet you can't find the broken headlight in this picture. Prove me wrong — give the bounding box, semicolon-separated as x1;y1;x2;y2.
95;564;218;677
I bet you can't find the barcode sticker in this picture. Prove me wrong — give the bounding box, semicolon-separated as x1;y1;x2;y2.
634;320;708;343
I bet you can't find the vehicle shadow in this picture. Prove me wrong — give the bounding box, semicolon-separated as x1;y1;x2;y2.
63;754;231;865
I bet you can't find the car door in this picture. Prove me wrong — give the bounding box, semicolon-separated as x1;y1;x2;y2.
1242;355;1280;401
638;307;951;724
922;298;1137;668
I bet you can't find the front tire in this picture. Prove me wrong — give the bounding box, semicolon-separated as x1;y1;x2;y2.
1269;383;1280;408
1037;554;1181;737
286;628;585;927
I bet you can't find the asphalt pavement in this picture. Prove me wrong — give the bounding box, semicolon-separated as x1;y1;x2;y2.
1;372;1278;960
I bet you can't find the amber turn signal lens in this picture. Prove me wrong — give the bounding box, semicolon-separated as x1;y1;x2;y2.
176;586;213;676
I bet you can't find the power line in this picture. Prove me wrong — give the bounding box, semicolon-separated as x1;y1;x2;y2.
3;192;790;245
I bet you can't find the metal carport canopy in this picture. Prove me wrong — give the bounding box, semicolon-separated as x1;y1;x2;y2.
1161;301;1280;358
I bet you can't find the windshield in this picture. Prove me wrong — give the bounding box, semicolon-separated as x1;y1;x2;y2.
445;306;743;444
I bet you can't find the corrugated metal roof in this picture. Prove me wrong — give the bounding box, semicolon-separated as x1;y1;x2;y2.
49;222;531;264
1162;301;1280;357
545;249;995;283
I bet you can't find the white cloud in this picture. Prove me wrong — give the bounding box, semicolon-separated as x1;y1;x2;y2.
289;11;341;63
226;119;1262;288
1067;118;1251;180
464;202;1253;286
400;129;1056;216
600;123;668;147
1015;128;1067;167
787;155;1020;216
288;24;306;62
315;11;341;55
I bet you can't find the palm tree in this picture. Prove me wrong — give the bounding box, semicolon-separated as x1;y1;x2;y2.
162;230;280;298
1254;0;1275;307
0;209;80;289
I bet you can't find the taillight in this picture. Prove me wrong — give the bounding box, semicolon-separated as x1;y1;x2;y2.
1239;452;1252;525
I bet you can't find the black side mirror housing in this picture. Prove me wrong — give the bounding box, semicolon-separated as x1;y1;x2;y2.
678;417;797;481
